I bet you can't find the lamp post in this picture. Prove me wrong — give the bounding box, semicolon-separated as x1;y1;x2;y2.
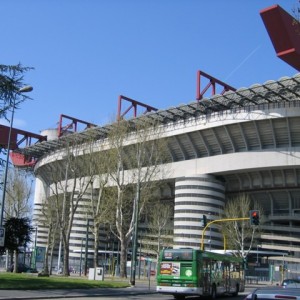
130;182;140;286
208;213;211;250
57;157;69;274
0;85;33;229
32;226;38;270
84;218;90;276
79;238;83;276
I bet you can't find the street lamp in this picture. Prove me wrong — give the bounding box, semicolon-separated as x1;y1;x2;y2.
130;182;140;286
84;218;90;276
57;154;72;274
0;85;33;230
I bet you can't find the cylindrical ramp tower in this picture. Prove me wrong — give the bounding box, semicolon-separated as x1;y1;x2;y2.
173;174;225;249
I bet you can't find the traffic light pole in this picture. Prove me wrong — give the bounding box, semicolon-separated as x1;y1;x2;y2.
200;217;250;251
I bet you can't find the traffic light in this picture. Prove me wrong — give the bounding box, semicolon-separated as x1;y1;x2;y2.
201;215;207;227
250;210;260;225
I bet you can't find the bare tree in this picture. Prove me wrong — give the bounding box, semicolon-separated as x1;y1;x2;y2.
84;145;111;270
107;119;167;278
5;168;33;219
42;141;95;276
1;168;33;272
37;193;60;276
221;194;263;259
146;200;173;259
35;119;167;278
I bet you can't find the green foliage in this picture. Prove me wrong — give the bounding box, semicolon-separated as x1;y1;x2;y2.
0;217;33;255
0;63;33;119
0;273;129;290
0;63;33;167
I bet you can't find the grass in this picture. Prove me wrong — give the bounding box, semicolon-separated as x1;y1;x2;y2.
0;273;130;290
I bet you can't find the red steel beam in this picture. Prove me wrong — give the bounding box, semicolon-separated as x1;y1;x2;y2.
0;125;46;150
196;70;236;100
10;152;38;168
0;125;47;168
260;4;300;71
117;95;158;120
58;114;97;137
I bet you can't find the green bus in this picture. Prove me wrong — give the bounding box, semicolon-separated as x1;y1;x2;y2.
156;248;245;299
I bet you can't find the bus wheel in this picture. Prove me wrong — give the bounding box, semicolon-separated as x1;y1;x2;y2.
210;284;217;299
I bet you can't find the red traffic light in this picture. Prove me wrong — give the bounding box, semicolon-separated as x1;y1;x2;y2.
250;210;260;225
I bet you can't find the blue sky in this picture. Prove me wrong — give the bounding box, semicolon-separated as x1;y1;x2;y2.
1;0;299;137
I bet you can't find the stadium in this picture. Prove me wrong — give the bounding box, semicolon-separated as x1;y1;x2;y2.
27;73;300;268
2;4;300;278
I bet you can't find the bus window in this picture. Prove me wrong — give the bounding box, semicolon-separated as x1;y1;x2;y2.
235;264;240;272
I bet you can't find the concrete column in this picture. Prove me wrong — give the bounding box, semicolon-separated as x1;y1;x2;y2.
173;174;225;249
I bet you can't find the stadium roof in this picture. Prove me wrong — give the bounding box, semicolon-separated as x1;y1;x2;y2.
18;73;300;160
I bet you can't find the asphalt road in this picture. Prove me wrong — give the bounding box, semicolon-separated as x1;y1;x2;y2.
0;283;255;300
0;290;248;300
1;282;155;300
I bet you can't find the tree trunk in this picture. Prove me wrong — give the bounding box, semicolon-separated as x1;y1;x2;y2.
62;237;70;276
49;240;56;275
93;225;100;268
41;227;53;275
13;250;18;273
119;236;127;278
43;245;50;275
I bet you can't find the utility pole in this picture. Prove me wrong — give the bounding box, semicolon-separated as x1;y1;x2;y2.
130;183;140;286
84;219;90;276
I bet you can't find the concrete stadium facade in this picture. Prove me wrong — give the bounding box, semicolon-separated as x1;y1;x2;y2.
29;74;300;265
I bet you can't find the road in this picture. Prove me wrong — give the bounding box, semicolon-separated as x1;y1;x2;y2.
0;293;246;300
43;295;245;300
0;275;259;300
0;285;251;300
55;294;245;300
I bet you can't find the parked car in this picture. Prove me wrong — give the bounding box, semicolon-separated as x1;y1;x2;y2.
10;263;37;273
281;279;300;288
244;287;300;299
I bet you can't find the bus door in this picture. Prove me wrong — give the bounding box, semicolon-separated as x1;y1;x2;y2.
222;261;231;292
211;260;223;287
